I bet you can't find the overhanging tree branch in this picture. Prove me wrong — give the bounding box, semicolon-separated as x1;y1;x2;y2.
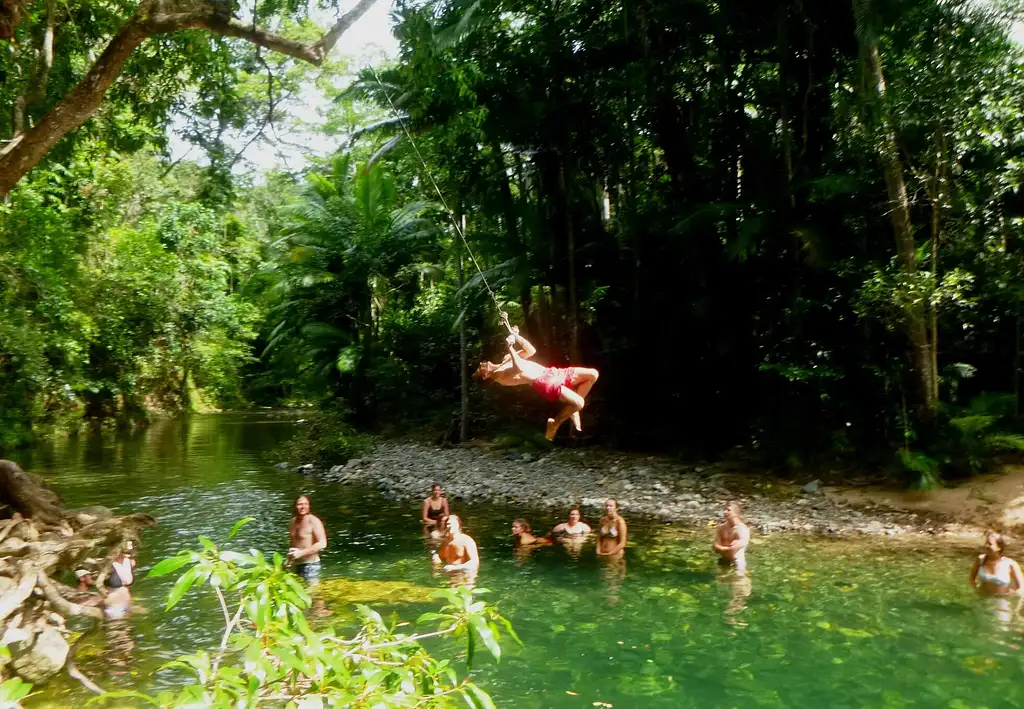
12;0;56;137
0;0;378;199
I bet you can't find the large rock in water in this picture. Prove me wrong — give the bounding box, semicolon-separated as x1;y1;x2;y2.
10;626;69;683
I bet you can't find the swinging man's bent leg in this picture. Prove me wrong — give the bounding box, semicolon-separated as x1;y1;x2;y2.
546;387;586;441
568;368;599;432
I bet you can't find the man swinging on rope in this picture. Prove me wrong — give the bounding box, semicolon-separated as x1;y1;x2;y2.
475;327;599;440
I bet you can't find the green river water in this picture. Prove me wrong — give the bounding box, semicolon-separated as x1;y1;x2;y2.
15;413;1024;708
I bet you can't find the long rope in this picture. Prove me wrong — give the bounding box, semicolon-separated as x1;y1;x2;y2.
367;66;512;332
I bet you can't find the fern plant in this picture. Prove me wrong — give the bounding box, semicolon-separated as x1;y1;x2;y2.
946;393;1024;475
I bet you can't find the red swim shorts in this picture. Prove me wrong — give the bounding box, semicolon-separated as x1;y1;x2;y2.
531;367;576;402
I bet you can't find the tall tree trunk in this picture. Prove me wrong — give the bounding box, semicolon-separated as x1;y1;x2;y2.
12;0;55;138
926;126;949;403
854;0;937;419
1016;309;1022;418
457;240;468;443
558;159;580;363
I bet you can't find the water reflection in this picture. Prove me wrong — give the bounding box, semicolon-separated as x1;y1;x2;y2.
717;568;752;628
103;619;137;679
600;552;626;607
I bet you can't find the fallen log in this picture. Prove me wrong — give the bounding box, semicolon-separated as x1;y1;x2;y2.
0;459;155;688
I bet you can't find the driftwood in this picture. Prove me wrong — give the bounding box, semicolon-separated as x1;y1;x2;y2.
0;459;156;691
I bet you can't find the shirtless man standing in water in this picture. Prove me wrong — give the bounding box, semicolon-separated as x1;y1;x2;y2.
432;515;480;586
714;501;750;575
288;495;327;584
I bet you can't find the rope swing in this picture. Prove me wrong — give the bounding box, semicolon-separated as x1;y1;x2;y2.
368;66;513;334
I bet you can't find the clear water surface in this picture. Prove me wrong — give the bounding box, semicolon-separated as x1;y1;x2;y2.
16;413;1024;708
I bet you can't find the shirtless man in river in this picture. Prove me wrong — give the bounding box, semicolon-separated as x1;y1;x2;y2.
714;501;750;576
432;515;480;574
288;495;327;584
475;328;599;440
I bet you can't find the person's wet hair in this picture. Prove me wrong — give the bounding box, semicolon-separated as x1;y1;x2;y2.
513;518;532;534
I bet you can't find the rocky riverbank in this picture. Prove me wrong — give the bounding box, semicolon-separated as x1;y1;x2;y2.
278;440;977;537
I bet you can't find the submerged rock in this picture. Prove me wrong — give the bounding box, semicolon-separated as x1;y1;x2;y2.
10;627;69;684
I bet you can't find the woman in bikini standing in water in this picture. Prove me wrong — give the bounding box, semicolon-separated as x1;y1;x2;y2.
597;499;627;604
970;531;1024;630
422;484;450;535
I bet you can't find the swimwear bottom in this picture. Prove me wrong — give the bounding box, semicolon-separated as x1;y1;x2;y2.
294;561;322;584
531;367;576;402
718;556;747;574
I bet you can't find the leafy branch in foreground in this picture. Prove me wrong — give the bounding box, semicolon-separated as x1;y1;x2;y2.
91;519;517;708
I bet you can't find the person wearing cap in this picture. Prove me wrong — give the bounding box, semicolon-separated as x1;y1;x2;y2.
75;568;96;591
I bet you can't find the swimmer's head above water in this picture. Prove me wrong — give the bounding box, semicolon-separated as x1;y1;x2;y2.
984;531;1007;559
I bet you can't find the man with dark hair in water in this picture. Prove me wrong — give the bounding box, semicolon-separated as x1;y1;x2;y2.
288;495;327;584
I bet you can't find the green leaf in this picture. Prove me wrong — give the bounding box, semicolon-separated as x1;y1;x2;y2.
218;550;252;565
165;565;203;610
198;535;217;554
147;553;196;578
464;682;498;709
1;678;34;704
228;517;257;539
470;616;501;662
497;616;522;646
270;646;307;674
417;612;447;625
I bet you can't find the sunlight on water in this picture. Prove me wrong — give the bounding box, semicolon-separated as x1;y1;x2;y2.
18;414;1024;708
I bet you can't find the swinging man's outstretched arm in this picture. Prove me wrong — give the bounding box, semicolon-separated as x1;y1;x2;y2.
506;336;528;372
511;329;537;359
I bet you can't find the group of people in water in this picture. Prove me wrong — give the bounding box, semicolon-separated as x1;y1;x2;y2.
420;484;748;585
69;490;1024;634
70;541;138;619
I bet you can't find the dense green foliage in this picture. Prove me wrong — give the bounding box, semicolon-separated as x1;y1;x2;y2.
0;152;263;445
84;522;513;707
4;0;1024;480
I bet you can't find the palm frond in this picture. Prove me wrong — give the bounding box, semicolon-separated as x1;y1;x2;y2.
365;136;404;168
434;0;488;50
347;118;409;145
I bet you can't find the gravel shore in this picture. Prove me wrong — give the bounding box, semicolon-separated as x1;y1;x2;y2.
279;440;962;537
